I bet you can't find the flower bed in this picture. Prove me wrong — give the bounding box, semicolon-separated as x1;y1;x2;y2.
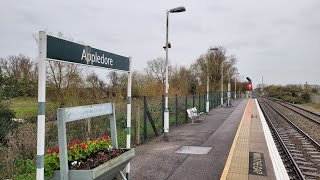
45;135;129;178
49;148;135;180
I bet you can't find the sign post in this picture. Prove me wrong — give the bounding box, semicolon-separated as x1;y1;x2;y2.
36;31;131;180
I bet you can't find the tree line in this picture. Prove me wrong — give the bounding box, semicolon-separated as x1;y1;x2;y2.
0;46;248;105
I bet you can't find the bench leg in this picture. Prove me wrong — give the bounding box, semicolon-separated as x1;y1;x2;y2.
198;115;204;121
191;118;197;124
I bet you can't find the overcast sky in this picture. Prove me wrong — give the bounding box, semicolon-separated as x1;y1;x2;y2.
1;0;319;85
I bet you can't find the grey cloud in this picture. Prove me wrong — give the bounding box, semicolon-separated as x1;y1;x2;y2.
0;0;320;85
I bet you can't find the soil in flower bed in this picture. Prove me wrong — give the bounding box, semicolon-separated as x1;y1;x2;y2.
69;148;129;170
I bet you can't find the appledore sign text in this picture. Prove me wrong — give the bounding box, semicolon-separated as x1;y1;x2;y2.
46;35;129;71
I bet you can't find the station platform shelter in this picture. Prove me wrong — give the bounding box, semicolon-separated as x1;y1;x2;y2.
130;99;289;180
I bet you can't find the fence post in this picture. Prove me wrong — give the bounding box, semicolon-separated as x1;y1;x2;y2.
192;95;195;108
212;93;214;109
215;93;217;107
203;94;206;112
135;105;141;145
209;93;212;109
213;93;215;108
175;94;178;126
214;93;218;108
185;95;188;122
162;95;164;133
143;96;147;141
198;93;200;112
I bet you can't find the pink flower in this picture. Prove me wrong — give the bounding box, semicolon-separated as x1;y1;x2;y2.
71;141;77;146
47;149;53;154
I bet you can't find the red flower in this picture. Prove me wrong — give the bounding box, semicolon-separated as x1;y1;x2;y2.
55;147;59;153
81;143;87;149
47;149;53;154
71;141;77;146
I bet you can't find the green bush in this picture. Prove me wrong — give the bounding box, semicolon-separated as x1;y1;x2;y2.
281;95;305;104
0;102;17;143
14;159;36;180
301;92;310;102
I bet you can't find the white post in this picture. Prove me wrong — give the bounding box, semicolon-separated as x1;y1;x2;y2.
206;57;209;113
220;62;224;106
125;58;132;179
164;12;170;140
36;31;47;180
235;74;237;99
262;75;264;93
228;71;230;103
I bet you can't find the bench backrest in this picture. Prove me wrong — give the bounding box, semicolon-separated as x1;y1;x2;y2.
187;107;199;118
193;107;198;113
187;109;193;118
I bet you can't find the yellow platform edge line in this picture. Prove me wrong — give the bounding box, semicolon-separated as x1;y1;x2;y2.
220;99;250;180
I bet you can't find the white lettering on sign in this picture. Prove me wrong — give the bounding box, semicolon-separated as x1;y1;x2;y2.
81;49;114;66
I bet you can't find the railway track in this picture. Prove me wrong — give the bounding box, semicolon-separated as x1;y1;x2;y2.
258;97;320;179
270;98;320;125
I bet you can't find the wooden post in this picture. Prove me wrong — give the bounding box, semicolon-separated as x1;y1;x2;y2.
175;94;178;126
185;95;188;122
135;105;141;145
87;118;91;136
144;96;147;141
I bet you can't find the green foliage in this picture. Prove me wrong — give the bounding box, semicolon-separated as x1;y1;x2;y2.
280;95;305;104
301;92;310;101
0;102;17;143
0;75;36;99
311;88;318;93
264;85;310;104
14;159;36;180
8;97;59;119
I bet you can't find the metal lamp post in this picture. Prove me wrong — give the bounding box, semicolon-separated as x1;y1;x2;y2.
206;48;218;113
220;62;224;106
227;69;231;106
164;6;186;140
235;72;239;99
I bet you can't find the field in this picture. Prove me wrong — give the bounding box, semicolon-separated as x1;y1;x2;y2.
7;98;59;119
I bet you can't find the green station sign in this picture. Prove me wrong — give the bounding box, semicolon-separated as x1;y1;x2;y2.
46;35;129;71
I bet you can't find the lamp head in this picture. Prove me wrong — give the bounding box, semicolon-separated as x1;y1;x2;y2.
169;6;186;13
210;48;219;51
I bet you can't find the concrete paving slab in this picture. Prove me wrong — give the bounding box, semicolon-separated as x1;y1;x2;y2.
130;99;248;180
175;146;213;155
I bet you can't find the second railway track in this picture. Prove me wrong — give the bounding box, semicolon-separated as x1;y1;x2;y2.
270;97;320;125
258;97;320;179
265;98;320;145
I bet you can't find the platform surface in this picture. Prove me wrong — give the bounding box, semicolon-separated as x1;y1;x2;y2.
221;99;287;180
130;99;247;180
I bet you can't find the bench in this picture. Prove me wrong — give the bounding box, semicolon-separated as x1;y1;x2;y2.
186;107;204;124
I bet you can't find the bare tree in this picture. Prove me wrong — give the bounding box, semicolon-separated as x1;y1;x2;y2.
192;47;238;93
145;57;172;84
0;54;37;82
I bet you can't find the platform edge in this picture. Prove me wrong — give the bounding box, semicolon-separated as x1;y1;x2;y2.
220;100;250;180
255;99;289;180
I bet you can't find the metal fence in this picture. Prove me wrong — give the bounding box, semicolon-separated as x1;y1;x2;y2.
137;92;235;143
0;91;239;179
